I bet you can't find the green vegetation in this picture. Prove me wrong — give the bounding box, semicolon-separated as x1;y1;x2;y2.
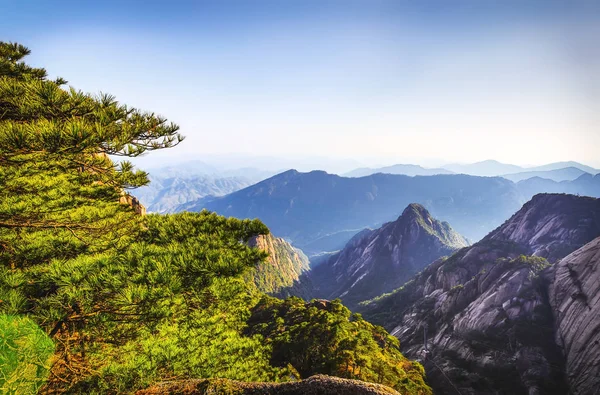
0;41;429;394
0;315;54;394
247;297;431;395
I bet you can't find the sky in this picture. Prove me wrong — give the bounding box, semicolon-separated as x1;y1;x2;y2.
2;0;600;170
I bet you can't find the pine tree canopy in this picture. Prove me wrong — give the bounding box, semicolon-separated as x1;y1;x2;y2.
0;40;183;184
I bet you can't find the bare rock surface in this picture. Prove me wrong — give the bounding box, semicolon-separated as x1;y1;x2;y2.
550;237;600;395
310;204;468;308
361;194;600;395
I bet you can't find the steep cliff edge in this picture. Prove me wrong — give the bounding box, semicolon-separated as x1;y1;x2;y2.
550;237;600;395
483;193;600;261
310;204;468;308
361;194;600;394
246;234;311;298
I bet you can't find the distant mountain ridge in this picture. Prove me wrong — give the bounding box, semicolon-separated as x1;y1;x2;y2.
501;166;589;182
133;162;278;213
309;204;468;308
193;169;600;257
441;159;599;177
439;159;525;177
200;170;523;252
518;173;600;200
344;164;453;178
343;160;599;180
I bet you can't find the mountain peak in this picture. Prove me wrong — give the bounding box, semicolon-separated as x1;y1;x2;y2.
484;193;600;261
310;204;468;307
401;203;430;219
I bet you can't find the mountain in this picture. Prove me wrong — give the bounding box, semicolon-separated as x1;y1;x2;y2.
517;173;600;201
199;170;523;253
502;166;589;182
360;194;600;394
309;204;468;308
246;233;311;298
443;160;600;178
344;164;453;178
132;161;278;213
442;160;524;176
134;174;255;213
549;237;600;395
527;161;600;175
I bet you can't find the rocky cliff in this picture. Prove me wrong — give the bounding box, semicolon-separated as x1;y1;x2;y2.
310;204;468;308
360;194;600;394
549;237;600;395
246;234;311;298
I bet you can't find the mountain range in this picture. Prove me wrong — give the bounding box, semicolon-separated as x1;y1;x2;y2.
135;174;255;213
344;160;599;180
440;159;599;178
501;166;590;182
344;164;453;178
199;170;524;254
136;159;599;216
134;162;278;213
191;170;600;257
358;193;600;394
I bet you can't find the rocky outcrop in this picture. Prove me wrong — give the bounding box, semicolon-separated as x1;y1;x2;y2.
246;234;311;298
310;204;468;308
550;237;600;395
120;192;146;216
136;375;401;395
483;193;600;262
361;194;600;395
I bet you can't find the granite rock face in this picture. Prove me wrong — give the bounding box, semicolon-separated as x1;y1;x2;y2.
310;204;468;308
483;193;600;262
361;194;600;395
550;237;600;395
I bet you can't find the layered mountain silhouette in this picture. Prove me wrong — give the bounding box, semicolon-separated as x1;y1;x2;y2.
359;193;600;394
136;175;254;213
441;160;599;177
193;170;600;256
344;160;599;179
518;173;600;200
309;204;468;308
501;166;589;182
199;170;523;254
344;164;453;178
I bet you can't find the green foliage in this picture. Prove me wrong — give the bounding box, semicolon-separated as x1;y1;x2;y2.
246;297;432;395
507;255;550;272
6;211;270;391
72;278;288;394
0;314;54;394
0;42;429;395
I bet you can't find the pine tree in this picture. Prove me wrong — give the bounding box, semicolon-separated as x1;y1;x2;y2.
0;42;269;389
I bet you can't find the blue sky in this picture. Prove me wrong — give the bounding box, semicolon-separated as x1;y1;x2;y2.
2;0;599;169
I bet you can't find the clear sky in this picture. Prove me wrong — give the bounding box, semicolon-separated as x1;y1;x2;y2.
2;0;599;168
